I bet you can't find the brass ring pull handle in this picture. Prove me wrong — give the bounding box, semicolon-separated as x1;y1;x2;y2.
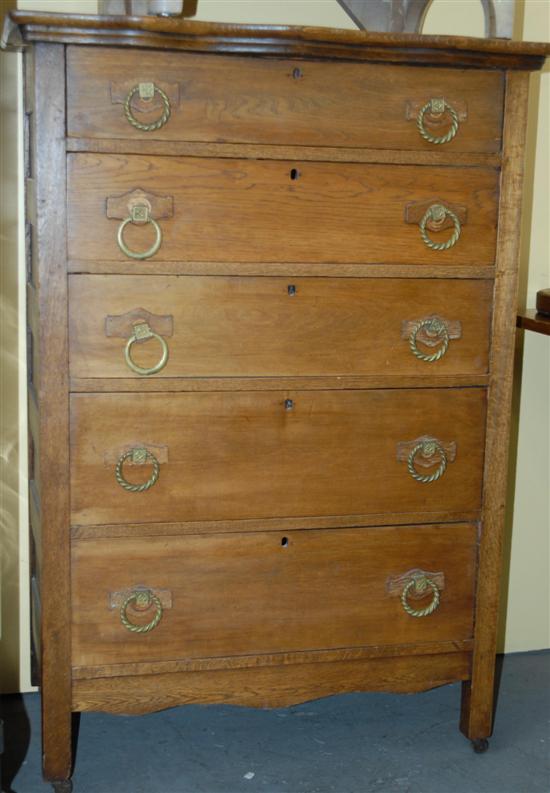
120;589;163;633
117;205;162;260
124;82;171;132
416;98;459;145
407;439;447;484
419;204;461;251
409;317;449;362
115;447;160;493
401;574;440;618
125;321;169;376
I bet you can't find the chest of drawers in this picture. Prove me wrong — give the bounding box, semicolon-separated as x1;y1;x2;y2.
6;10;549;791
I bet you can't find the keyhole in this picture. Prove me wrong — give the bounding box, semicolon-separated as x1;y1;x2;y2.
292;67;302;80
290;168;300;181
281;536;289;547
284;399;294;411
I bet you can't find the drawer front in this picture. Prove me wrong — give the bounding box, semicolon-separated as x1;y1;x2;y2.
69;275;493;380
67;47;503;152
67;154;498;266
71;523;477;667
70;388;486;526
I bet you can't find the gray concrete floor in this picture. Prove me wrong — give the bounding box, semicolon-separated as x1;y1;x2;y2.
1;651;549;793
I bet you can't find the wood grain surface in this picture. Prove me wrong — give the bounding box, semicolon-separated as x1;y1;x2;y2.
8;11;550;69
460;71;532;743
66;137;502;169
70;388;486;526
73;638;474;681
72;651;472;714
67;154;499;266
67;47;504;152
69;275;493;380
28;43;73;784
71;523;477;668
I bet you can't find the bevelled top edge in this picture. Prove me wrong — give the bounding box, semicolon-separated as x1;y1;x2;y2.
4;10;550;68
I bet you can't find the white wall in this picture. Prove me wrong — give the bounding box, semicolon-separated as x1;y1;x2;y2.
2;0;548;692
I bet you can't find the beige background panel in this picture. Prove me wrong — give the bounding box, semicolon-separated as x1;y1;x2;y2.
1;0;547;692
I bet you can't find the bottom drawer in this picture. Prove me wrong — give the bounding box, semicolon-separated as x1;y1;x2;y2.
71;523;477;669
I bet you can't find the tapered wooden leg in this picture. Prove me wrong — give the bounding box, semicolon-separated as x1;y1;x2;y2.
459;678;494;747
42;704;75;791
460;71;531;754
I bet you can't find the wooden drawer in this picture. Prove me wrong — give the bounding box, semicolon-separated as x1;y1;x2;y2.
69;275;493;380
67;154;499;267
71;523;477;668
70;388;486;526
67;47;503;153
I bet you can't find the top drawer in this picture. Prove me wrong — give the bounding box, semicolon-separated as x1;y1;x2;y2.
67;47;504;153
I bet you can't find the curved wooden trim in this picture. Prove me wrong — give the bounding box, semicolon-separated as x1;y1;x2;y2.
7;12;550;70
71;652;472;714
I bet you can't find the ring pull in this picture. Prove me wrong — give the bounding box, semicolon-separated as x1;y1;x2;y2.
124;82;171;132
120;588;163;633
117;204;162;261
407;438;447;484
401;573;441;618
419;203;461;251
125;321;169;376
115;447;160;493
409;317;449;362
417;97;459;145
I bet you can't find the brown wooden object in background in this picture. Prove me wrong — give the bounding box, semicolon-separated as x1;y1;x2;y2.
4;11;549;792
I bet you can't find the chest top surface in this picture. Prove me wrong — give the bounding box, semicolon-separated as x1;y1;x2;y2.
4;10;550;71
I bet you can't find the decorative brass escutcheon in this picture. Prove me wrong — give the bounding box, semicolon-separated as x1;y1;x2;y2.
117;204;163;260
124;82;171;132
125;320;169;376
115;447;160;493
119;588;163;633
419;203;461;251
416;97;459;145
400;572;441;618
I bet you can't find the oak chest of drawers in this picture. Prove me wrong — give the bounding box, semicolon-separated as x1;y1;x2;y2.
7;10;549;791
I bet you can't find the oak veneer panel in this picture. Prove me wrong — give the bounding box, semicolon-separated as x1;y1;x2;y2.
70;388;486;526
72;652;472;714
69;275;493;380
67;154;499;267
71;523;477;667
67;47;504;153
